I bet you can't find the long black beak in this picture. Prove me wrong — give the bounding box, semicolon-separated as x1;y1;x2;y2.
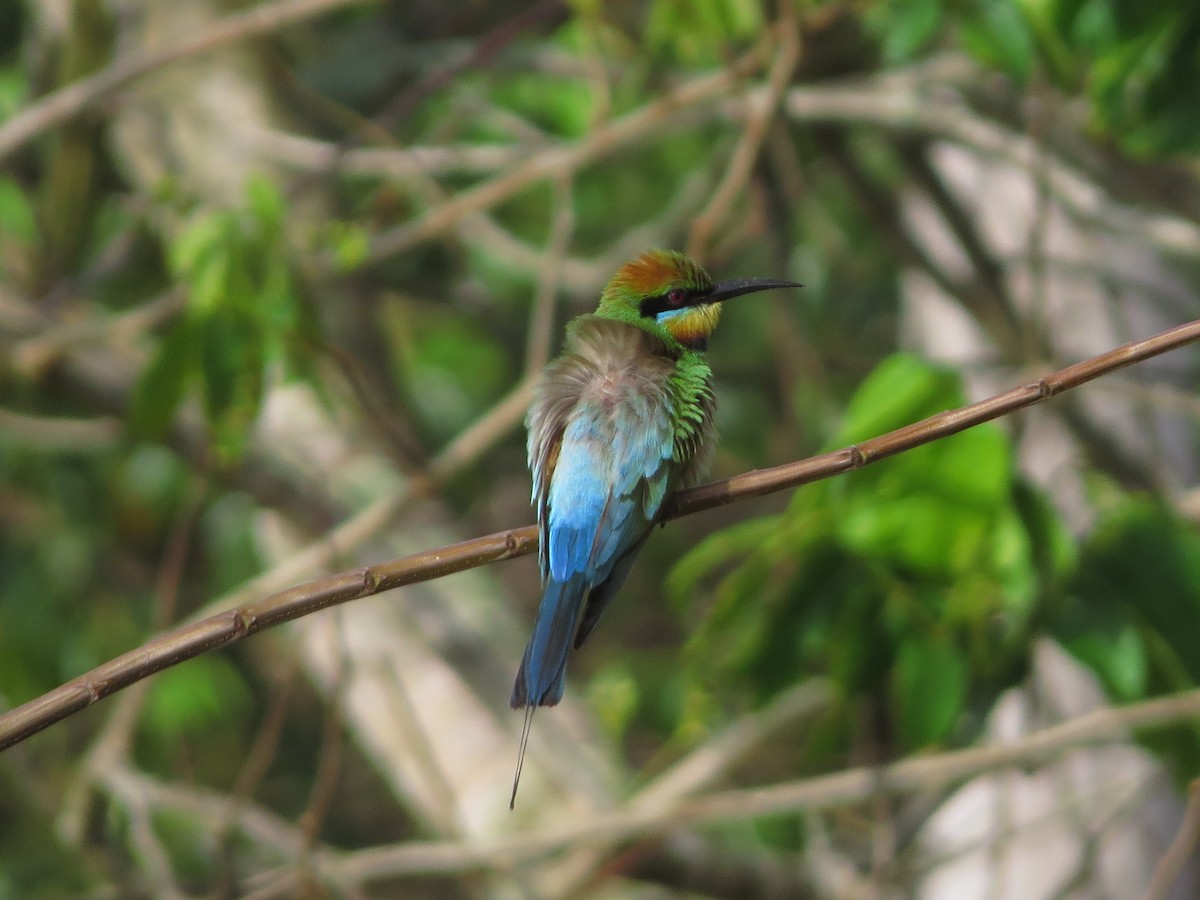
702;277;803;304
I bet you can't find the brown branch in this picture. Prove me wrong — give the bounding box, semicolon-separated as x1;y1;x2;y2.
1;318;1199;752
0;0;373;163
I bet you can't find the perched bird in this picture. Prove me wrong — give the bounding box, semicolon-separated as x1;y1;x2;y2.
510;249;801;806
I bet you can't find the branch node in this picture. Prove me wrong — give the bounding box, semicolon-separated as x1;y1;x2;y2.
84;679;103;704
504;530;522;556
232;611;256;637
360;567;382;595
2;318;1198;752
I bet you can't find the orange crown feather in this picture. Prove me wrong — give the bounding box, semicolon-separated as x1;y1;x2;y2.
603;250;712;300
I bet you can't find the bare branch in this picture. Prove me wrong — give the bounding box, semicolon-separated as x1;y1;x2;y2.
64;686;1200;889
358;42;770;266
687;9;799;263
546;680;832;895
335;686;1200;879
779;70;1200;259
0;317;1197;752
1142;779;1200;900
0;0;374;163
524;176;574;375
0;407;120;451
627;831;819;900
370;0;570;135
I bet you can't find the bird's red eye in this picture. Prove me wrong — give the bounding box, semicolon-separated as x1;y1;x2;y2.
667;288;686;306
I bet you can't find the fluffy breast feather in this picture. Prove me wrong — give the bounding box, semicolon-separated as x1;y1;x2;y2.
526;319;683;578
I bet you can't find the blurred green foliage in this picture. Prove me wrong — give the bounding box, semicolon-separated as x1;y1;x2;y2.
1056;499;1200;766
668;356;1071;754
867;0;1200;154
1037;0;1200;154
1;0;1199;893
132;177;311;461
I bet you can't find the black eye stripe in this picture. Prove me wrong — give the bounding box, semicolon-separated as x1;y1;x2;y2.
641;288;693;317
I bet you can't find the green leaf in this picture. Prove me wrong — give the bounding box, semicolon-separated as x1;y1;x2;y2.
867;0;946;64
1013;480;1077;586
833;353;959;446
200;307;264;462
169;212;226;280
668;515;783;603
1070;499;1200;683
154;181;304;460
1040;0;1200;154
130;317;201;438
0;176;36;243
1067;625;1146;700
840;494;989;576
922;424;1011;507
328;220;370;272
187;248;231;313
893;635;967;745
0;67;28;121
646;0;764;64
961;1;1035;82
492;72;593;138
246;173;285;231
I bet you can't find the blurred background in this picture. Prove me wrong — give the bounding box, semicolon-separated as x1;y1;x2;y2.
3;0;1200;897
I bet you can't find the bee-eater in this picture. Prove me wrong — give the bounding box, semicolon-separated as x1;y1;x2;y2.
509;249;801;806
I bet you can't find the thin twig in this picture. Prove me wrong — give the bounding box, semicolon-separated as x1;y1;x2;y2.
524;177;574;375
0;407;121;451
894;137;1030;358
637;680;831;810
56;479;206;845
59;687;1200;891
778;72;1200;259
215;666;298;894
372;0;569;135
358;41;770;266
334;685;1200;879
687;9;799;263
1142;778;1200;900
0;0;372;163
184;375;534;628
298;633;346;855
1;317;1197;751
107;765;325;867
546;680;832;895
104;768;188;899
255;131;528;178
9;289;185;372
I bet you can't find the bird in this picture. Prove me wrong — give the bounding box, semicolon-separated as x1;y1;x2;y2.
509;249;801;807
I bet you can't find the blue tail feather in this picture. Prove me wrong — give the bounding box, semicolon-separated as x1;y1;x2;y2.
573;534;650;650
510;575;587;708
509;575;588;806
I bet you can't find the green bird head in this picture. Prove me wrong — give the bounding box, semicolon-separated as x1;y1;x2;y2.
597;249;801;349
